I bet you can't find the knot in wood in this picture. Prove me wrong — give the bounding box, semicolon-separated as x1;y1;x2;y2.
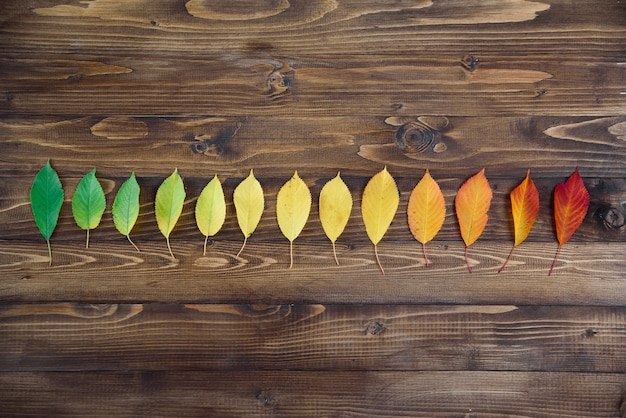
396;121;438;153
267;70;291;97
461;54;480;72
596;205;625;230
364;321;385;335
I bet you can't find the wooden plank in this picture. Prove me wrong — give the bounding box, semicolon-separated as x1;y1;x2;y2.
1;116;625;178
0;240;624;304
1;55;623;116
2;304;625;373
1;371;624;417
1;171;625;244
1;0;623;57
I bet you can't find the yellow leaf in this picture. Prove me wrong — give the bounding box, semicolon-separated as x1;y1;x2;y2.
276;171;311;268
361;167;399;274
407;169;446;267
233;169;264;257
454;168;492;272
319;172;353;265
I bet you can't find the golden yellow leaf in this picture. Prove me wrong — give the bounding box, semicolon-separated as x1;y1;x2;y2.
276;171;311;268
233;169;264;257
361;167;399;275
407;169;446;267
319;172;353;265
455;168;492;272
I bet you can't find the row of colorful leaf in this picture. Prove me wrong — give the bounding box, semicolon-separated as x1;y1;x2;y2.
30;161;590;275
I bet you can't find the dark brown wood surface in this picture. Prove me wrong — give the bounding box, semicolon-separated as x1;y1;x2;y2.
1;0;625;416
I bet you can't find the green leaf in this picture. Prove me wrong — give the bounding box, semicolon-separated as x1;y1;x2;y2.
72;167;106;249
112;171;141;252
30;160;64;265
195;174;226;256
155;169;186;259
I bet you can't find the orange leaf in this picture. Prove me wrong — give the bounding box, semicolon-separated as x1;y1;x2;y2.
455;169;492;273
407;169;446;267
548;167;590;276
499;169;540;273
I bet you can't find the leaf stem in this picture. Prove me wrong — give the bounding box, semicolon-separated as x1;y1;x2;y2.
203;235;209;256
166;236;175;260
498;245;515;273
422;242;430;268
85;229;90;249
289;241;293;269
46;239;52;266
465;245;472;273
236;236;247;258
332;241;339;266
374;244;385;275
127;235;140;253
548;245;561;276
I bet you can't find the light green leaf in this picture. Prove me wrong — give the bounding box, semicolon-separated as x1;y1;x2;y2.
319;172;352;265
233;169;264;257
155;169;186;259
112;171;141;252
195;174;226;256
72;168;106;249
30;160;64;265
276;171;311;268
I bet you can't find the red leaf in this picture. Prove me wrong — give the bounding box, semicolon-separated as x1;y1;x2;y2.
549;167;590;275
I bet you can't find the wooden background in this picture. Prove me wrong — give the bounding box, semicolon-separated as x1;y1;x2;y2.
1;0;625;416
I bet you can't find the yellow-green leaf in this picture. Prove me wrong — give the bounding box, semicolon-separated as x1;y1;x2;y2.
407;169;446;267
155;169;186;259
233;169;264;257
319;172;353;265
276;171;311;268
195;174;226;256
361;167;399;275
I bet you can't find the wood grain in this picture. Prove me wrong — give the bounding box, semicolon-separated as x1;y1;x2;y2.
1;116;625;178
1;371;624;417
0;241;624;304
2;303;625;372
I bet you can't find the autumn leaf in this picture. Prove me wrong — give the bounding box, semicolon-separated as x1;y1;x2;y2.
407;169;445;268
548;167;590;276
112;171;141;252
155;169;186;260
30;160;64;265
361;167;399;275
455;168;492;273
276;171;311;268
319;172;353;265
499;169;539;273
195;174;226;256
233;169;264;257
72;168;106;249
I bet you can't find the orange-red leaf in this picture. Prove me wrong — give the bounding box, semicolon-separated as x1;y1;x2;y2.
554;167;589;246
455;169;492;272
499;169;539;273
549;167;590;275
407;169;445;267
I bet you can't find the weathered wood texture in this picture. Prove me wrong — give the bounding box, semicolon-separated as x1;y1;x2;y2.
2;304;626;372
2;371;625;417
1;0;625;416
